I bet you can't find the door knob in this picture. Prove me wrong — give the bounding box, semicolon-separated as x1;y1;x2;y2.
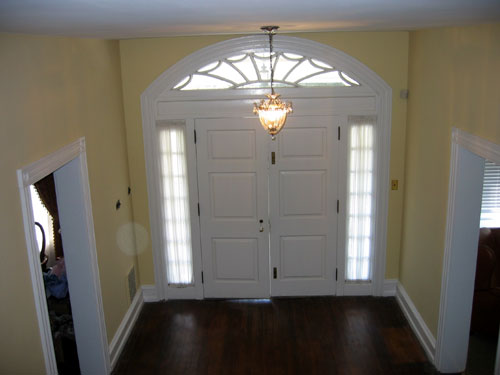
259;219;264;232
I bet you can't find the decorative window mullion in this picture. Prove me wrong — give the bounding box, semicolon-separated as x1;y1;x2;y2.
199;72;237;88
173;51;360;91
248;54;262;82
295;70;334;85
281;57;306;82
339;71;358;86
225;60;251;83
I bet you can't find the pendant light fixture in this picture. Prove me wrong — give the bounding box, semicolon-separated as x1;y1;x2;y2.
253;26;292;138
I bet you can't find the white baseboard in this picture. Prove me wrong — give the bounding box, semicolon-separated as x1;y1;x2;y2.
139;281;396;300
383;279;397;296
343;282;372;296
396;282;436;362
109;289;144;369
342;279;396;296
142;284;160;302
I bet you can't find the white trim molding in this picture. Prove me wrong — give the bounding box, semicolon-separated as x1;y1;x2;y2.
383;279;398;297
110;285;163;369
142;285;160;302
109;290;144;369
396;283;436;362
452;128;500;163
435;128;500;373
141;35;392;299
343;282;372;296
17;138;110;374
20;139;84;186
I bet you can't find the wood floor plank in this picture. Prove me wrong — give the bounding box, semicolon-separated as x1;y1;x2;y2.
112;297;441;375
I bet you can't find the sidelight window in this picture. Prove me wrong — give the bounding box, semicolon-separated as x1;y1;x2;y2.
158;121;194;286
346;117;375;281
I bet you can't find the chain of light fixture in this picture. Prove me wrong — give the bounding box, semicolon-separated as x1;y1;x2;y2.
253;26;293;138
267;26;276;95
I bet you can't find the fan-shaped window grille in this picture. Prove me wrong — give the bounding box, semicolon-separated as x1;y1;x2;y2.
173;52;360;91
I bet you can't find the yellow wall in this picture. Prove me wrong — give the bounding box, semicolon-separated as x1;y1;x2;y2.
119;31;410;284
0;34;137;373
400;23;500;336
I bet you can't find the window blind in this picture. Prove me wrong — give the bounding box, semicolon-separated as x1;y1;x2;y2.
480;160;500;228
158;121;194;286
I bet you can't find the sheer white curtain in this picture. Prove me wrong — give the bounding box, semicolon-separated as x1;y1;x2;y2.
346;116;375;281
480;160;500;228
158;121;194;286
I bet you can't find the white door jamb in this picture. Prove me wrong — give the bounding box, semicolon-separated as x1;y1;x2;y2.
436;128;500;373
17;138;110;375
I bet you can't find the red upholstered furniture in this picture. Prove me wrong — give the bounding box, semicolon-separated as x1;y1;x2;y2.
470;228;500;335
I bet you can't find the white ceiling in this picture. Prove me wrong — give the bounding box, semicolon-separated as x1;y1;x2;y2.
0;0;499;39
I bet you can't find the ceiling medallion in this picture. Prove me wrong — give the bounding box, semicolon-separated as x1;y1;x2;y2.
253;26;292;139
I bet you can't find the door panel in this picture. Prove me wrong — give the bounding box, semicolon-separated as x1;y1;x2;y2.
270;116;338;296
280;127;326;158
280;170;326;216
212;238;258;280
196;118;270;298
281;235;326;278
208;130;256;160
210;173;256;218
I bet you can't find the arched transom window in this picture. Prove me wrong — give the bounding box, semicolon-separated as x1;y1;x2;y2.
173;51;360;91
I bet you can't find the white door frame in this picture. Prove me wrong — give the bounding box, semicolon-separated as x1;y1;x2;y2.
435;128;500;373
141;35;392;299
17;138;110;375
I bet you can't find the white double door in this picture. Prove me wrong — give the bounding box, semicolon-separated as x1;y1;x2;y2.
196;116;339;298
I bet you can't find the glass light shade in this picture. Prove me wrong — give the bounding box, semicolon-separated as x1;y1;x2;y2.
253;93;292;136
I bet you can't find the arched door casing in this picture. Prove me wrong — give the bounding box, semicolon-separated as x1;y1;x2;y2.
141;35;392;300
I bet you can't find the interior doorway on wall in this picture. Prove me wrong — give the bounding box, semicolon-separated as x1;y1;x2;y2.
436;129;500;375
30;174;80;374
18;138;110;375
467;159;500;375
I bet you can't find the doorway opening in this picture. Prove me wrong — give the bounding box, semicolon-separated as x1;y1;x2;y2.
18;138;110;374
466;159;500;374
436;128;500;374
30;175;80;374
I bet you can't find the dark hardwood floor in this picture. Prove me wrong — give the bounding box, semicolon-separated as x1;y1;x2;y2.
113;297;441;375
